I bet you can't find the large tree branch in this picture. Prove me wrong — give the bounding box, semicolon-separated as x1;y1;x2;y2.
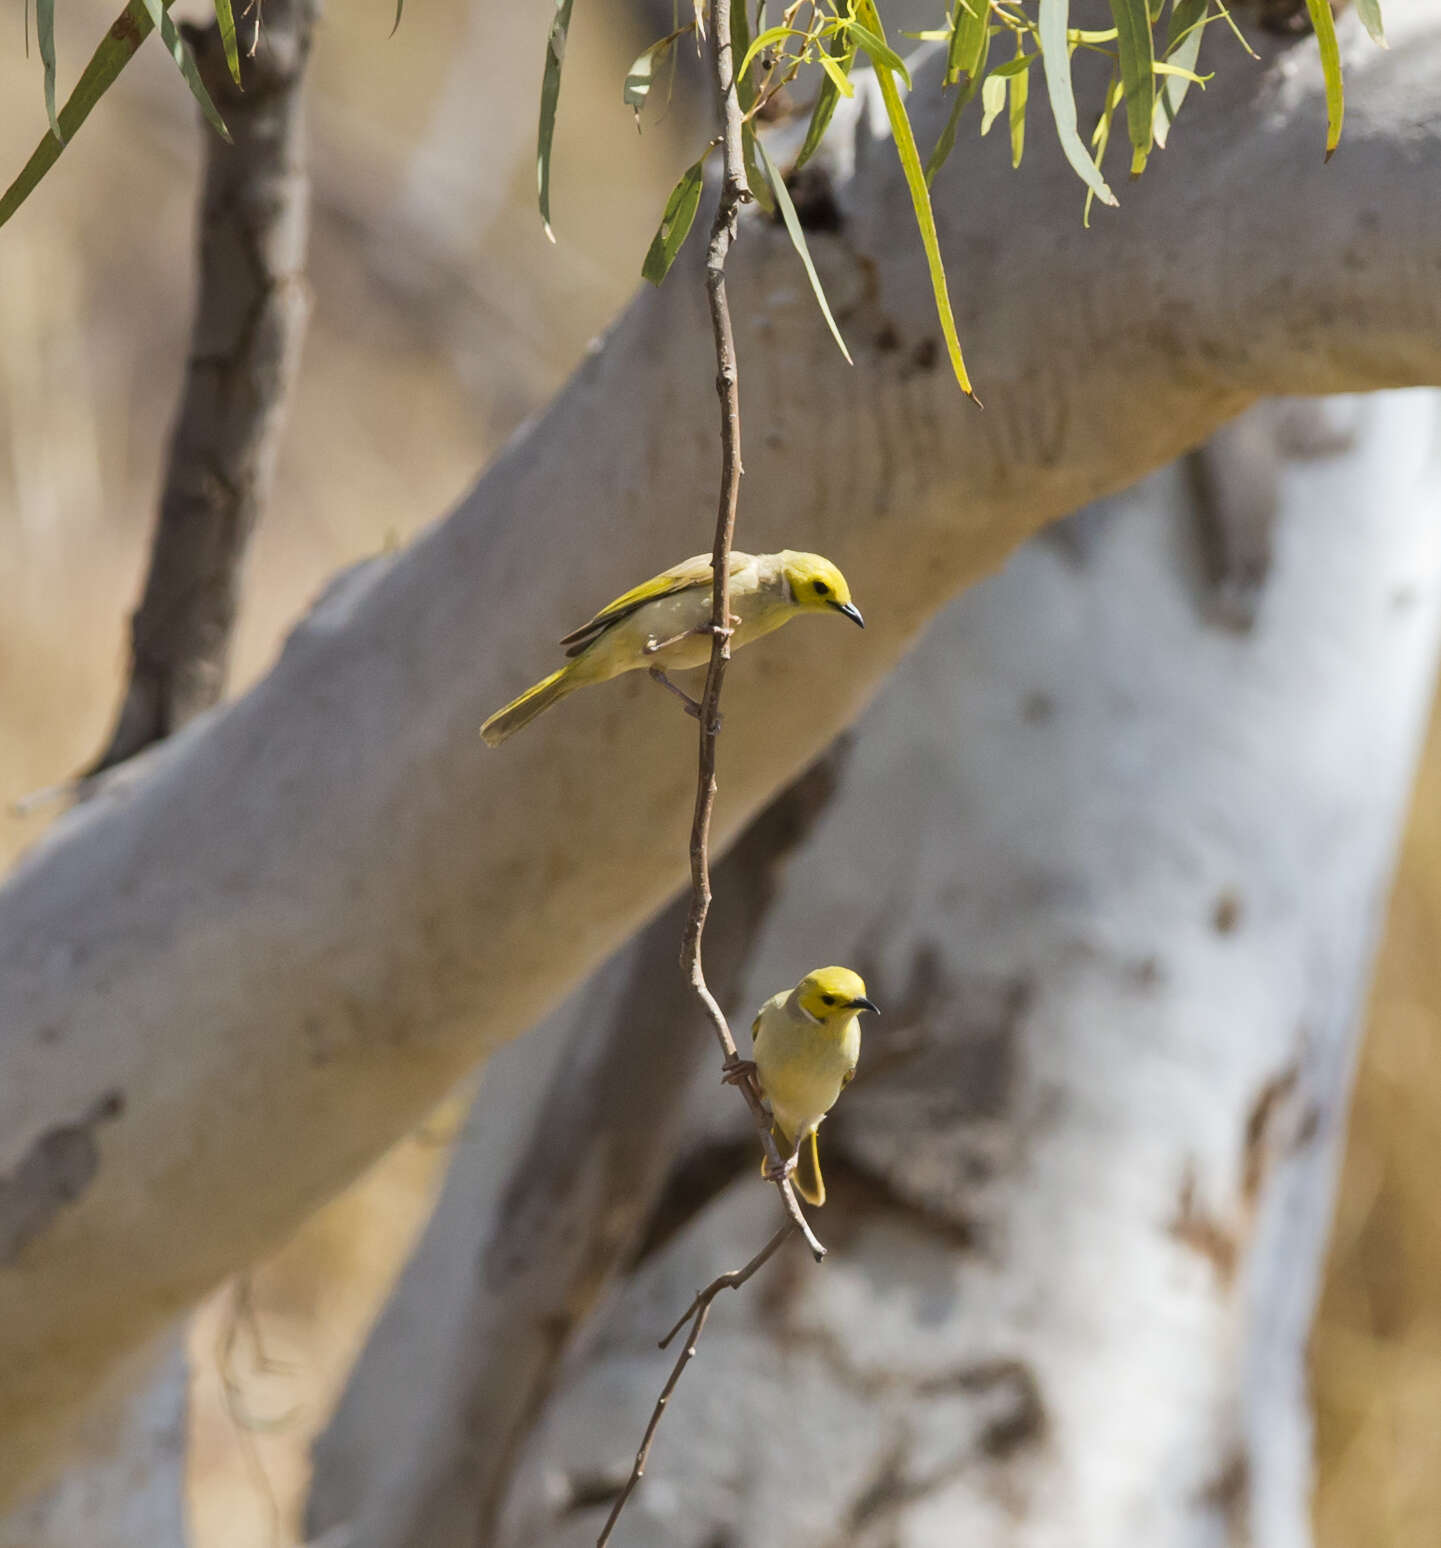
1;4;1439;1504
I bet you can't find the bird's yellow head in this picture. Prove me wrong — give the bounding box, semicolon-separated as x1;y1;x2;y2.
781;552;864;628
793;966;880;1022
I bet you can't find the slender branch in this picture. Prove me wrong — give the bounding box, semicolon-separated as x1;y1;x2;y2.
679;0;827;1265
86;0;315;776
595;1226;792;1548
593;6;828;1542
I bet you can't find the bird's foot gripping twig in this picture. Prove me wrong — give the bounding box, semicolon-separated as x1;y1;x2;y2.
642;618;739;656
763;1151;798;1185
721;1056;757;1086
647;666;709;720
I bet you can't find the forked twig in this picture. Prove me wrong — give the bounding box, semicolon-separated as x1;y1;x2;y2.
595;1227;792;1548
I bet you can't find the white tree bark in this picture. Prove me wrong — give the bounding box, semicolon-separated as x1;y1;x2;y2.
448;390;1435;1548
0;1334;188;1548
2;5;1441;1505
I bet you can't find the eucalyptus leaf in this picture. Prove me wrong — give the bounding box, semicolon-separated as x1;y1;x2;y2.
743;123;775;213
738;24;811;83
753;135;852;364
1;0;160;229
980;71;1006;134
37;0;61;144
215;0;242;77
138;0;231;140
1151;0;1207;147
1354;0;1386;46
732;0;755;110
946;0;987;86
641;157;706;285
927;20;989;183
1304;0;1344;159
793;34;858;173
855;0;976;398
846;20;911;87
1008;55;1028;167
1038;0;1117;204
537;0;576;240
1108;0;1156;174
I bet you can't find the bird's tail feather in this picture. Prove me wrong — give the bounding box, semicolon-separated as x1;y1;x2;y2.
796;1128;825;1208
760;1121;826;1208
480;665;576;746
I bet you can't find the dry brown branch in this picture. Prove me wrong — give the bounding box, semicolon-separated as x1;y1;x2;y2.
87;0;315;775
595;1225;792;1548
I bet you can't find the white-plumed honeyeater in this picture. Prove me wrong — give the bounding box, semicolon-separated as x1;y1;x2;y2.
750;965;878;1208
480;550;863;746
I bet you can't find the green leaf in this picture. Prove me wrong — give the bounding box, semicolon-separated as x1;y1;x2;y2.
390;0;404;36
990;52;1035;76
742;122;775;213
854;0;976;399
1008;55;1028;167
1304;0;1343;159
927;22;990;183
1038;0;1118;204
793;31;855;172
625;30;694;121
641;157;705;285
1;0;160;229
980;71;1006;134
1210;0;1258;56
1084;69;1124;226
214;0;242;77
1108;0;1156;175
946;0;988;86
1151;0;1207;147
537;0;576;241
846;20;911;87
731;0;755;111
137;0;231;140
753;134;852;364
816;45;855;98
1354;0;1386;46
37;0;61;144
738;24;811;83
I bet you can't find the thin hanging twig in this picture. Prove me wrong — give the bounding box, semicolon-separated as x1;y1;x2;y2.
595;1227;791;1548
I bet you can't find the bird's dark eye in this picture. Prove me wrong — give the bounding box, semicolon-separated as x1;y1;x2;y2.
813;580;829;595
821;994;836;1005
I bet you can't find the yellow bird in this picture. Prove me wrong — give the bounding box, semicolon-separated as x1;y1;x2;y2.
749;965;878;1208
480;550;863;746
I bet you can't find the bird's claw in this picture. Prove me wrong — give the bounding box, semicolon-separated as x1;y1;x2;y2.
764;1153;798;1185
722;1057;757;1087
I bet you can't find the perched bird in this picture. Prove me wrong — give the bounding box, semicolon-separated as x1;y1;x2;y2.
749;965;879;1208
480;550;863;746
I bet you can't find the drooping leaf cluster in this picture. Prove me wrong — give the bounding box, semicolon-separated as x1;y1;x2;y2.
538;0;1384;400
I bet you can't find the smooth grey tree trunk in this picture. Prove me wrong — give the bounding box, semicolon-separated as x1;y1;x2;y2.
306;393;1441;1548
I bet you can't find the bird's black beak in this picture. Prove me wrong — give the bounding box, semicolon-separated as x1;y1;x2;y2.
832;600;865;628
849;995;880;1015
